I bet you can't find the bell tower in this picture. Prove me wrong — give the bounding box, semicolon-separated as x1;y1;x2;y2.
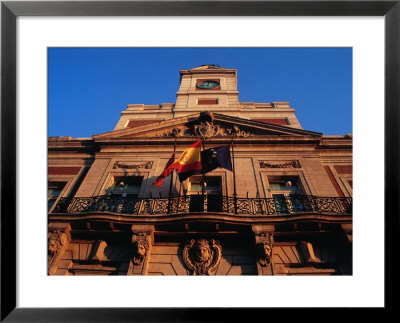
175;65;240;111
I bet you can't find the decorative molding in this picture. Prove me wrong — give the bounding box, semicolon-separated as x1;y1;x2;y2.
194;121;254;138
113;161;153;169
259;160;301;168
194;121;224;138
231;125;254;137
156;127;184;138
182;239;222;275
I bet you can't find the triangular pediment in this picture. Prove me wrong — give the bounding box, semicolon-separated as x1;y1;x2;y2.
93;112;321;141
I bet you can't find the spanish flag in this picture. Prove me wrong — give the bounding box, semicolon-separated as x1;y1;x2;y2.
152;140;203;187
173;140;203;182
152;152;176;188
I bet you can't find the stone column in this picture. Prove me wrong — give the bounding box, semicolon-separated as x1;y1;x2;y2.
127;225;154;275
252;225;275;275
48;222;71;275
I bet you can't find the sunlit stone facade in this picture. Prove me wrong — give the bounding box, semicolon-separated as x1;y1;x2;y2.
48;65;352;276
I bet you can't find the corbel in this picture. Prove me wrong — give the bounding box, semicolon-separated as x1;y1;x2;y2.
298;241;321;264
88;240;108;262
252;225;275;267
128;225;154;275
48;222;71;275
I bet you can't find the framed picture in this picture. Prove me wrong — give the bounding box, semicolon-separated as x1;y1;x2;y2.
1;1;398;321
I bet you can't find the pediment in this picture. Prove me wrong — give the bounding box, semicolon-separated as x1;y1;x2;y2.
93;112;321;141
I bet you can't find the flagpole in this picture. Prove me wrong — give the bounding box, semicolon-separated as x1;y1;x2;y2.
201;138;206;209
231;138;238;214
167;137;177;214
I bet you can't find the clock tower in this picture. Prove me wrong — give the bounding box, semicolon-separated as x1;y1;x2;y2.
175;64;240;111
114;64;303;130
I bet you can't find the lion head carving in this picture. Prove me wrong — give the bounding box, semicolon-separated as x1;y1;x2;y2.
132;239;149;265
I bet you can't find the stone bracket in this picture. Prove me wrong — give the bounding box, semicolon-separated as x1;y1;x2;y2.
128;225;154;275
48;222;71;275
88;240;108;262
252;225;274;268
299;241;321;264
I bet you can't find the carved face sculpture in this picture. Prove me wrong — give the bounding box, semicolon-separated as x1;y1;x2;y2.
48;239;60;255
263;243;272;258
195;240;211;263
136;240;147;257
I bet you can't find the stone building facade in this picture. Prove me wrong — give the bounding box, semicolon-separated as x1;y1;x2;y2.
48;65;352;276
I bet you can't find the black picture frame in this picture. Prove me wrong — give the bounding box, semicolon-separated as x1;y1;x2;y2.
1;1;398;321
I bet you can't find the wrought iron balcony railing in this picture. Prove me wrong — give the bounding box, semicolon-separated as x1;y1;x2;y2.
51;194;352;216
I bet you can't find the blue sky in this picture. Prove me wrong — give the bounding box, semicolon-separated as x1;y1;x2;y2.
48;48;352;137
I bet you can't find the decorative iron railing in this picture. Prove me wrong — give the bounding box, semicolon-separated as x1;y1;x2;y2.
52;195;352;216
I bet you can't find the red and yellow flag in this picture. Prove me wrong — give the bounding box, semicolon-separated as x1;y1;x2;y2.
152;140;203;187
152;152;176;188
172;140;202;179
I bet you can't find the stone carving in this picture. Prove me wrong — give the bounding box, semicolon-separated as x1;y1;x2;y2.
48;230;67;265
194;122;253;138
259;160;301;169
182;239;222;275
232;125;253;137
194;121;224;138
132;235;149;265
113;161;153;169
256;233;273;266
156;127;184;138
199;111;214;123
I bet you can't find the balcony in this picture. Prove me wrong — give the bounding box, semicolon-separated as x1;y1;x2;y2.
51;194;352;217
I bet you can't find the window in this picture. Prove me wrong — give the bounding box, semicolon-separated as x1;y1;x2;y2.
48;182;66;211
269;177;304;214
104;176;143;214
197;99;218;105
188;176;222;212
108;176;143;198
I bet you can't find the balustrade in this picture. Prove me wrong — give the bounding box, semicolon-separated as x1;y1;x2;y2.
52;194;352;216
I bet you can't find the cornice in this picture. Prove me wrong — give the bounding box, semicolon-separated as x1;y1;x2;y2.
49;212;352;227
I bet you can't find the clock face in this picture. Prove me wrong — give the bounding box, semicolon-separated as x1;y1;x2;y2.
196;80;220;89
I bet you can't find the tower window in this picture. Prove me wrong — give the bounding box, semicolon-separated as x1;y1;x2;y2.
197;99;218;105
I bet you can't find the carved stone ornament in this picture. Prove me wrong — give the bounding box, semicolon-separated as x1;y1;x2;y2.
113;161;153;169
232;125;253;138
194;121;224;138
156;127;184;138
182;239;222;275
48;230;67;264
259;160;301;169
132;238;149;265
194;122;253;139
256;234;273;267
